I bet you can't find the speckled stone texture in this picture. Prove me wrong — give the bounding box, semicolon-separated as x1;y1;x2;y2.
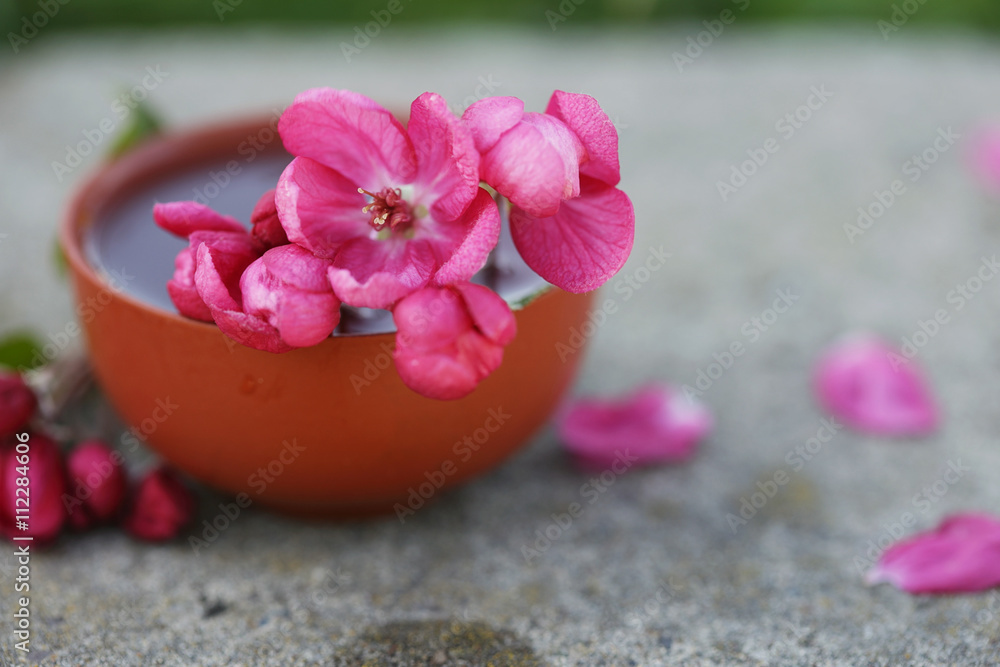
3;25;1000;666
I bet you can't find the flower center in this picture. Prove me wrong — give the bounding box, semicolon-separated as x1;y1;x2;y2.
359;187;413;233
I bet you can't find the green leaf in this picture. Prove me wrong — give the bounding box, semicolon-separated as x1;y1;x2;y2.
107;99;164;158
52;237;68;279
0;332;46;372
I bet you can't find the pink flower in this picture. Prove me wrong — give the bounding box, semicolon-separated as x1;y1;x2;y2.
0;372;37;438
122;466;195;542
156;195;339;352
392;282;517;400
463;91;634;293
276;88;500;310
64;440;127;530
866;513;1000;594
813;335;939;436
200;244;341;353
556;384;712;470
154;199;265;322
0;433;67;544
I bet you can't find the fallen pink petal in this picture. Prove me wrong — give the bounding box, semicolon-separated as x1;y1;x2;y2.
556;384;713;470
865;513;1000;594
813;335;939;436
968;126;1000;192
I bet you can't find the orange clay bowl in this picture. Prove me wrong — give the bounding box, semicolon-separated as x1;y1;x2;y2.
60;115;594;518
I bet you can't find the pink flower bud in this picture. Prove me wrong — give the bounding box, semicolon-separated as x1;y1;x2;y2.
0;372;37;438
122;466;195;541
1;433;67;545
65;440;127;530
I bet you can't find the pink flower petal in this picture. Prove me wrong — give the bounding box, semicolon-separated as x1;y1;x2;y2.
481;112;583;218
1;433;67;544
451;282;517;346
431;188;501;286
242;246;341;348
866;513;1000;594
461;96;524;153
392;283;516;400
153;201;245;238
275;157;368;259
408;92;480;222
0;372;37;438
813;335;939;436
968;126;1000;193
250;189;289;249
509;176;635;293
210;308;293;354
166;246;213;322
278;88;416;189
328;237;437;309
545;90;621;186
261;242;338;292
557;384;712;471
193;232;262;312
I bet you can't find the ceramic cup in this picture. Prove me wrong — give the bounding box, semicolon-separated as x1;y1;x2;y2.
59;115;594;517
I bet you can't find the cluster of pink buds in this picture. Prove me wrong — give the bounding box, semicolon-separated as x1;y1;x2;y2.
0;371;194;546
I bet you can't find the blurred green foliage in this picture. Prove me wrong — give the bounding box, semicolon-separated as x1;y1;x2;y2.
3;0;1000;31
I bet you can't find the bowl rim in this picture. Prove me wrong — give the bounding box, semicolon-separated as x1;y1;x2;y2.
59;112;552;341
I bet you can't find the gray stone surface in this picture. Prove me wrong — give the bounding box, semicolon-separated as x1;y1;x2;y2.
3;24;1000;666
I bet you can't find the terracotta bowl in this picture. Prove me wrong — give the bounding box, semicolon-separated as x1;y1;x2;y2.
59;115;594;517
